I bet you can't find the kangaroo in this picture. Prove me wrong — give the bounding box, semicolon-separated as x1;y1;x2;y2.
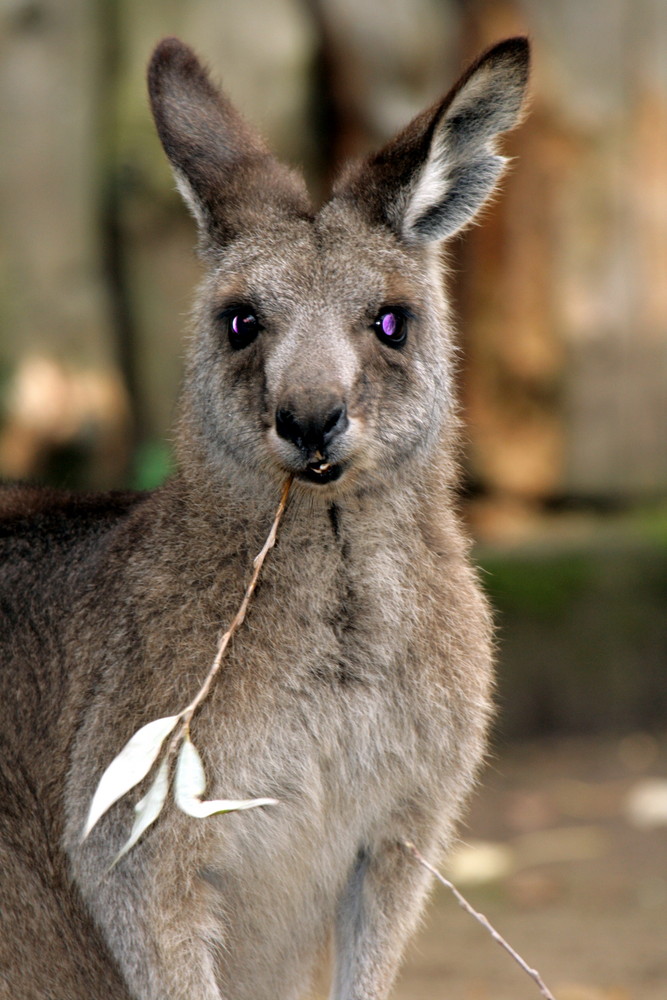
0;36;529;1000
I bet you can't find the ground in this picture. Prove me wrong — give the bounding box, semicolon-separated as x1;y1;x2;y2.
389;735;667;1000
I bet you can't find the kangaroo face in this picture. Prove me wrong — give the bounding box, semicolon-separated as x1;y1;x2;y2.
150;37;528;496
188;209;451;494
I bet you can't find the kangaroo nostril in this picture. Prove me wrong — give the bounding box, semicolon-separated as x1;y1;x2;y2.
322;404;348;444
275;402;348;454
275;407;298;444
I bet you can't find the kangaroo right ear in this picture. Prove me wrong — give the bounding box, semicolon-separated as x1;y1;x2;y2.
148;38;310;249
336;37;530;244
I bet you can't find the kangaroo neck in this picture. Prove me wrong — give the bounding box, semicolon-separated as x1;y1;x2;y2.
165;460;436;596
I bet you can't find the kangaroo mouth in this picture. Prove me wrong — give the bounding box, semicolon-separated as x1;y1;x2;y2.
299;459;345;485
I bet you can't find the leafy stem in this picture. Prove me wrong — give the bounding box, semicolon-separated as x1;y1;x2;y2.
83;476;293;865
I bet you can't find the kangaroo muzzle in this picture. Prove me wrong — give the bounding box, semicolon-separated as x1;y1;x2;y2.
275;397;349;483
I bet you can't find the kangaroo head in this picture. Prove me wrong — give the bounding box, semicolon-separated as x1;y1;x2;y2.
148;37;529;497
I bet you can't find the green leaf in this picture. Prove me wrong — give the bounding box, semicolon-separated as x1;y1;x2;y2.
82;714;180;840
110;756;171;868
174;735;277;818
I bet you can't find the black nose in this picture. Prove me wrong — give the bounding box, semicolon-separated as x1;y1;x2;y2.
275;402;348;455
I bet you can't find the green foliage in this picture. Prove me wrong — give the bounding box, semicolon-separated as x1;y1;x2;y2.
131;440;173;490
476;523;667;737
480;552;592;621
633;504;667;549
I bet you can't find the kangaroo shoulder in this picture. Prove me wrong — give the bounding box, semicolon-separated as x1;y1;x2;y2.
0;484;147;549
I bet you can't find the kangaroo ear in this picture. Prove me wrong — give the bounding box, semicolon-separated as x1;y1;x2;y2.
337;37;530;243
148;38;310;248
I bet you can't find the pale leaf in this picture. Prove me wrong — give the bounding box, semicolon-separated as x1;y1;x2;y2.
174;735;277;819
177;794;279;819
82;714;180;840
110;757;171;868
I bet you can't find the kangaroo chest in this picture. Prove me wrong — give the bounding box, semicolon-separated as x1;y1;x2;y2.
192;512;440;825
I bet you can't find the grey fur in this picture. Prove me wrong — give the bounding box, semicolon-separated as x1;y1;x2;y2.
0;36;529;1000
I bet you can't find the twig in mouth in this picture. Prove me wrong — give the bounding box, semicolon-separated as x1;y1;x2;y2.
169;474;294;749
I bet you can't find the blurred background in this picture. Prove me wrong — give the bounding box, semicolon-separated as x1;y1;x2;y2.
1;1;665;997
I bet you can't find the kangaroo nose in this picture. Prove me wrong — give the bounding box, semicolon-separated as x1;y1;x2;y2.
275;402;348;455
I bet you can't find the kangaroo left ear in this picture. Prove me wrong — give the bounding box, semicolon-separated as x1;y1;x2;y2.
336;37;530;243
148;37;310;251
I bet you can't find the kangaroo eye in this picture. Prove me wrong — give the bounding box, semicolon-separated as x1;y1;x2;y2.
224;307;261;350
373;308;407;348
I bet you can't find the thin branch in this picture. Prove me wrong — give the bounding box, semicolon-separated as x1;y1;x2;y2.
168;476;293;753
402;840;558;1000
87;481;293;864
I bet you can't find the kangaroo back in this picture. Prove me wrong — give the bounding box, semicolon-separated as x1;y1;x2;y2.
0;488;144;997
0;37;529;1000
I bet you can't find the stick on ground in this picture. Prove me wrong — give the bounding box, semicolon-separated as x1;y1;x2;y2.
403;840;558;1000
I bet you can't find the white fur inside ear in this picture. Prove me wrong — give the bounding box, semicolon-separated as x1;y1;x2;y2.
402;130;452;238
402;146;507;242
446;62;498;128
174;168;207;230
401;54;525;243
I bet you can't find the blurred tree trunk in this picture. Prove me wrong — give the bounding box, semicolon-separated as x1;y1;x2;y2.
455;0;667;532
0;0;129;487
453;0;567;526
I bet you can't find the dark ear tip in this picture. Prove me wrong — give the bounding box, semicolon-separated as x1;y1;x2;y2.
148;37;202;93
485;35;531;74
150;36;192;67
496;35;530;55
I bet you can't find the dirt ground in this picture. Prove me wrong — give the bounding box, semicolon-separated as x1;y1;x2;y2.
387;734;667;1000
